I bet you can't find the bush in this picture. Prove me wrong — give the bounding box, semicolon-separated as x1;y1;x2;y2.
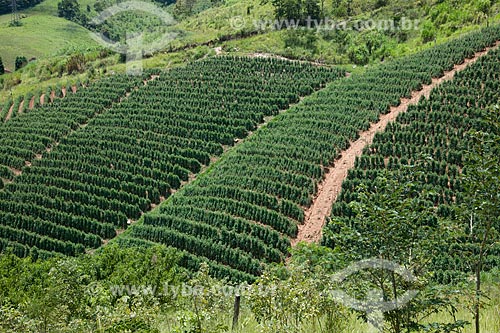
57;0;80;21
421;20;437;43
15;56;27;71
66;53;86;74
347;43;369;65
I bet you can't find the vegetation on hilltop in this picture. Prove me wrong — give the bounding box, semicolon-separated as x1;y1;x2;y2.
1;0;499;105
0;0;43;15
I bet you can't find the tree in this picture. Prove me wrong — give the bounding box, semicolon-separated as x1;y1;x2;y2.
459;106;500;333
0;57;4;75
303;0;320;21
57;0;80;22
14;56;27;71
326;168;468;332
174;0;196;17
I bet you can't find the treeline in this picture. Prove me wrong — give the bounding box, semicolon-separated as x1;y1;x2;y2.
0;0;42;15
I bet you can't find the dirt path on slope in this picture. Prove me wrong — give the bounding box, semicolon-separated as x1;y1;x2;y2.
292;41;500;246
18;100;24;114
4;103;14;121
28;96;35;109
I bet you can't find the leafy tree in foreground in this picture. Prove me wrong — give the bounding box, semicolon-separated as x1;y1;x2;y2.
326;168;468;332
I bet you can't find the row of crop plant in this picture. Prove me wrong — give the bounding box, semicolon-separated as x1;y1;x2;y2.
119;26;500;281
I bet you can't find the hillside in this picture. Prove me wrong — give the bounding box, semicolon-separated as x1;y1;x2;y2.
0;0;499;332
0;0;98;70
1;0;499;102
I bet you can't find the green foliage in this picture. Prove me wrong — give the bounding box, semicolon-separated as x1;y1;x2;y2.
0;73;149;254
422;20;437;43
120;57;343;280
0;57;340;268
324;39;500;285
0;0;43;15
249;259;348;332
0;97;12;122
460;105;500;265
0;244;183;332
327;172;468;331
347;41;369;64
323;44;500;331
266;0;321;21
57;0;80;22
14;56;27;71
174;0;196;17
457;105;500;332
65;53;86;74
476;0;492;16
283;29;319;53
124;25;500;282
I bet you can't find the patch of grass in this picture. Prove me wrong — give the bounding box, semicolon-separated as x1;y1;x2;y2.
169;0;273;47
424;279;500;333
0;12;98;70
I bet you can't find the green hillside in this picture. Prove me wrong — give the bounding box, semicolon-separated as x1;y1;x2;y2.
0;1;500;332
0;0;98;70
1;0;499;103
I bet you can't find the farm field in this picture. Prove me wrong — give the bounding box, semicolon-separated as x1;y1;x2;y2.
324;46;500;281
117;25;500;281
0;57;343;260
0;2;98;70
0;0;500;330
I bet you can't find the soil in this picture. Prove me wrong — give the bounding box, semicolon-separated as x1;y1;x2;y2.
4;103;14;121
292;41;500;246
18;100;24;114
29;96;35;109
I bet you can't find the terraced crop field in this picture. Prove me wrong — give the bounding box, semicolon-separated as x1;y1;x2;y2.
117;26;500;281
324;46;500;283
0;57;343;259
1;25;499;283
